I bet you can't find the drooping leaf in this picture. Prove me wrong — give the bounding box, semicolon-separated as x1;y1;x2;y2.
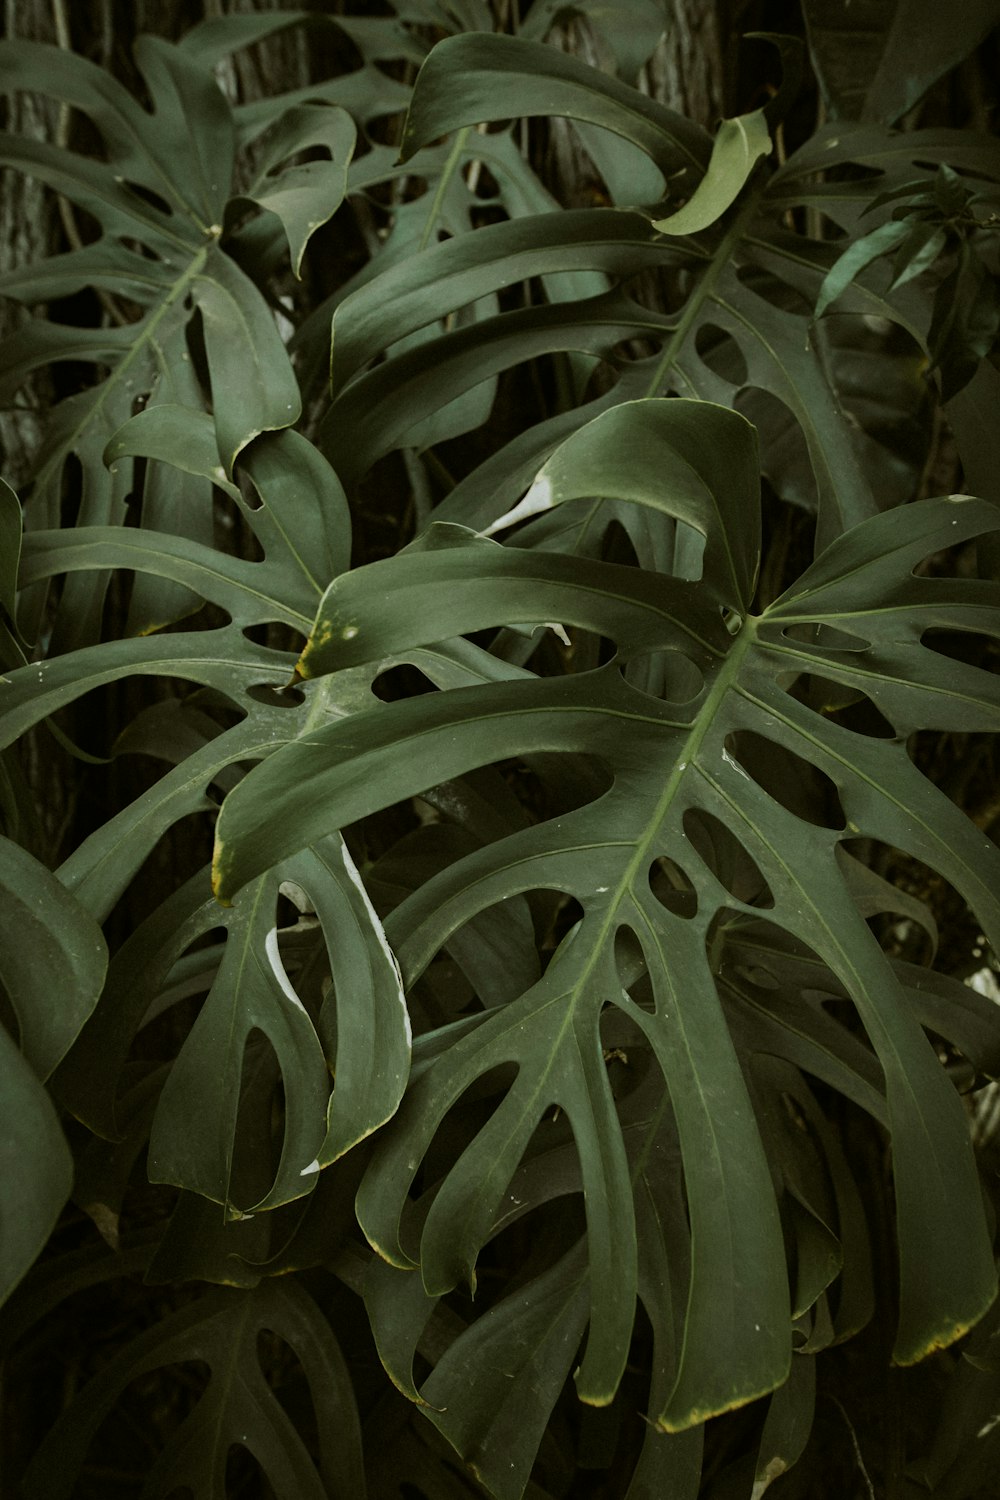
229;101;355;279
399;33;710;189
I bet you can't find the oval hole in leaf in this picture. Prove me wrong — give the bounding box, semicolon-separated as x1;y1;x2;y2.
781;622;870;651
470;204;509;231
625;649;705;703
648;854;698;920
138;931;228;1039
372;663;438;703
87;1358;211;1475
615;926;655;1013
723;731;846;829
735;262;813;317
422;1063;522;1194
682;806;775;909
789;673;896;739
231;1027;285;1210
542;895;585;971
122;180;175;218
921;628;1000;675
226;1445;269;1496
125;236;163;263
840;837;964;968
694;321;749;385
256;1327;318;1444
472;164;501;200
445;893;541;1007
732;961;781;991
610;334;661;364
246;682;305;709
736;387;818;513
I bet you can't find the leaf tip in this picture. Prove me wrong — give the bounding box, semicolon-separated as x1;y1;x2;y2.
210;842;233;907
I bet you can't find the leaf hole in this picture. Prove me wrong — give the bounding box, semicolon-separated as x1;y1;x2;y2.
648;855;698;919
788;672;896;738
229;1028;285;1213
682;807;774;909
910;535;982;579
120;179;174;218
781;622;870;651
119;234;163;262
422;1063;521;1192
694;321;749;385
471;163;501;199
723;731;846;829
625;649;705;703
731;961;781;991
735;263;813;316
225;1444;272;1497
86;1359;210;1484
246;682;305;708
840;838;971;968
255;1327;322;1472
372;663;437;702
735;387;818;512
444;891;541;1007
469;203;509;231
541;895;585;971
921;627;1000;675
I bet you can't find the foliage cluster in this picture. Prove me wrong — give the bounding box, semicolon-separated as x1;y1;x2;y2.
2;2;1000;1496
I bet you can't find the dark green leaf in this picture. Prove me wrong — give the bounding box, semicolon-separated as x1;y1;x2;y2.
400;33;710;188
23;1282;365;1500
652;109;771;237
0;837;107;1077
0;1026;73;1309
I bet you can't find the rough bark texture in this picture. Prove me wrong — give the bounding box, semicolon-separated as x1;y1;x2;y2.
0;0;58;488
649;0;728;126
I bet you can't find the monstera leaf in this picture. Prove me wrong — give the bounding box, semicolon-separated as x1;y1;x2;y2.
1;424;411;1206
321;32;1000;550
213;400;1000;1436
0;34;353;641
21;1280;364;1500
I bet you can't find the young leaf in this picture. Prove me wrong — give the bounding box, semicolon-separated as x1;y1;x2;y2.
651;108;771;237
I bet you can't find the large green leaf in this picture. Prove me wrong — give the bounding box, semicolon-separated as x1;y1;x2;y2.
214;401;1000;1425
22;1281;365;1500
0;35;352;644
147;836;408;1215
55;825;408;1220
325;41;1000;556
